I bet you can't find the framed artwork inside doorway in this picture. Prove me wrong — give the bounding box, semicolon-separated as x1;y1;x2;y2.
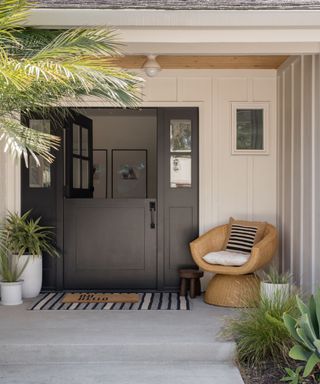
112;149;147;198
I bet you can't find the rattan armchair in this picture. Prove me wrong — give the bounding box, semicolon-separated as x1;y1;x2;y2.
190;223;278;307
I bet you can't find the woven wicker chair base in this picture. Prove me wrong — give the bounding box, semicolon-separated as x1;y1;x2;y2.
204;273;260;308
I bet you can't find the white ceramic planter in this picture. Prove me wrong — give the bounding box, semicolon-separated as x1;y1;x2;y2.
261;282;290;301
0;281;23;305
18;254;42;299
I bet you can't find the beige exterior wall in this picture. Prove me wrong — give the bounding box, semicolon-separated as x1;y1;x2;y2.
0;146;6;219
277;56;320;293
0;144;20;221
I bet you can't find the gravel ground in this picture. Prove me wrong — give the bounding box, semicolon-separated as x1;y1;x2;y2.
239;361;318;384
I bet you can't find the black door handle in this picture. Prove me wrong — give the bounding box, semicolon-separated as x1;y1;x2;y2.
149;201;156;229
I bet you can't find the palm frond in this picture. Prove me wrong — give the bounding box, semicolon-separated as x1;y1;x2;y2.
11;29;61;58
0;0;30;47
0;0;143;164
0;57;142;109
0;0;30;29
32;28;122;61
0;51;32;90
0;117;60;164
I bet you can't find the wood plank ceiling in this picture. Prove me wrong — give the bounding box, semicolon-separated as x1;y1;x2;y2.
114;55;289;69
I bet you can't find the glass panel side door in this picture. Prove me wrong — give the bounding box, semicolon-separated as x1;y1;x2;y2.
170;119;192;188
159;108;199;289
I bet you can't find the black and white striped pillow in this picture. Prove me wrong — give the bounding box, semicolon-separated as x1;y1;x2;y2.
225;224;258;254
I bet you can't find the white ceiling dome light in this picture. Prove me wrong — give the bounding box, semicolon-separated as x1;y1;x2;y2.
143;54;161;77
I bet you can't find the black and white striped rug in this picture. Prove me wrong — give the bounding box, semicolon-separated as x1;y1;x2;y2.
29;292;191;311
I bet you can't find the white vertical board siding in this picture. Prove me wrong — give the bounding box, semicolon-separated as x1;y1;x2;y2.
178;77;213;233
0;145;6;219
144;77;177;101
217;77;249;222
292;58;302;287
276;72;283;271
284;67;292;274
176;71;277;230
303;56;313;292
252;77;277;223
278;56;320;293
315;55;320;288
0;143;20;221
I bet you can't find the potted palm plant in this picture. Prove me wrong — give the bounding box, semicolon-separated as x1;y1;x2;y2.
0;243;29;305
260;266;291;302
3;211;59;299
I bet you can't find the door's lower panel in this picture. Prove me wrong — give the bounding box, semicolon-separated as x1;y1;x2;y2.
64;199;157;289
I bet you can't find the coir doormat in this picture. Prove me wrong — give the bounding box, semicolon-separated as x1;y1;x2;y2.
29;292;191;311
62;292;139;304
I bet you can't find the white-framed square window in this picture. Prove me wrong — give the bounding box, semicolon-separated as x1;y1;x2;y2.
231;102;269;155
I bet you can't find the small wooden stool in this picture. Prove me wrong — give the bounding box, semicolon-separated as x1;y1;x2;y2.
179;269;204;298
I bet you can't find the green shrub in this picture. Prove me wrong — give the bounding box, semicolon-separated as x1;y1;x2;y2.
263;265;292;284
4;210;59;258
280;366;303;383
224;291;298;365
0;210;59;282
0;248;28;282
283;290;320;379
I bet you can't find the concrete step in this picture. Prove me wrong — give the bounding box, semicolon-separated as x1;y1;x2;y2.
0;362;244;384
0;341;235;364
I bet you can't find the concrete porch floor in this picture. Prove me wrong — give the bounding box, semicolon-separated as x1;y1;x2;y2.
0;295;244;384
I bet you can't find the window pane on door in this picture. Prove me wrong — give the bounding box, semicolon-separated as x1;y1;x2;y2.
82;128;88;157
73;158;81;188
29;120;51;188
170;120;192;152
73;124;80;155
170;154;191;188
29;157;51;188
82;160;89;189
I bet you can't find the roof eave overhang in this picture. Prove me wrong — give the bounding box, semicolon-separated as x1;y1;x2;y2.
26;9;320;54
